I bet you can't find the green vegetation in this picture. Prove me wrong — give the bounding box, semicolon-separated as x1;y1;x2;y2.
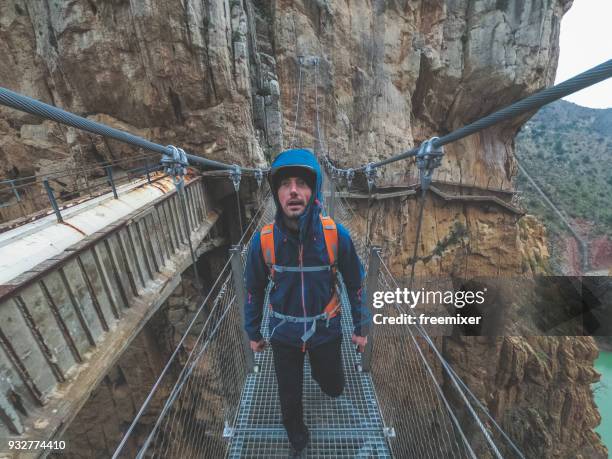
432;221;468;257
515;100;612;238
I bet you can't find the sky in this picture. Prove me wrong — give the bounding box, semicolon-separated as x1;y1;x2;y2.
555;0;612;108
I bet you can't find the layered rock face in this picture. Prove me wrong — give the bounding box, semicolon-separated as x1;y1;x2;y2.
0;0;272;221
273;0;567;183
0;0;605;457
444;335;604;458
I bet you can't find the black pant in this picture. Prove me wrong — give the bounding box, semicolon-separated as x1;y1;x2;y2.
271;336;345;449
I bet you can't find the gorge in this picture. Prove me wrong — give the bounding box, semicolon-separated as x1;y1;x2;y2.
0;0;607;457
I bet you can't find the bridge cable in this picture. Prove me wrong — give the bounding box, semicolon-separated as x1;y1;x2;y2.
310;58;612;176
112;195;271;458
516;160;588;273
0;152;159;187
364;163;376;249
314;57;325;155
406;138;444;290
322;124;514;457
0;86;262;172
229;165;244;231
112;260;232;458
137;282;235;457
437;346;527;459
378;254;514;457
416;328;505;459
290;56;304;148
376;270;468;458
358;59;612;171
330;183;462;456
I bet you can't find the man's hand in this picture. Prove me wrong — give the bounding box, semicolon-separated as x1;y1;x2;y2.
351;334;367;353
250;339;266;352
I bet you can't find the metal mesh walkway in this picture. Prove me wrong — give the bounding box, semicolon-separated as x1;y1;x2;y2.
227;299;392;457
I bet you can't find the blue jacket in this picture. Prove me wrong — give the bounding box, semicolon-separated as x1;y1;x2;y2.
244;149;365;348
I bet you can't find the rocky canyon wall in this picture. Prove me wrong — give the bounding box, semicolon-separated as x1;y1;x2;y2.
0;0;273;221
0;0;606;457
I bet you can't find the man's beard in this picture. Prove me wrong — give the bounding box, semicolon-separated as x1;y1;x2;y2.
285;208;305;219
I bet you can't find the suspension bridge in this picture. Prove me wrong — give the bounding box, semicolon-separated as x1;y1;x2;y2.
0;59;610;458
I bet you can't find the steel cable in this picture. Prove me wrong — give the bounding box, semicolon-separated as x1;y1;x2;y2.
290;58;304;148
0;86;261;172
348;59;612;171
376;268;471;458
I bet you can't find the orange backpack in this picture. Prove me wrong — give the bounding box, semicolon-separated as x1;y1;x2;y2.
260;214;340;319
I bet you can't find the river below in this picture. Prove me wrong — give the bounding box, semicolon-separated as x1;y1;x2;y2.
594;350;612;453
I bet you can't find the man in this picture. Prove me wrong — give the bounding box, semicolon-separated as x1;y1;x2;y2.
244;148;367;457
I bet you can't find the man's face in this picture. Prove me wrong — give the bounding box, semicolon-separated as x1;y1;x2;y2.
277;176;312;219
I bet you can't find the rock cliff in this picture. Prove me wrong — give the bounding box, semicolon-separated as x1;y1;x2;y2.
0;0;606;457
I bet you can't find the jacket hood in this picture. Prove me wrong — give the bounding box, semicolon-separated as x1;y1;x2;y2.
269;148;323;239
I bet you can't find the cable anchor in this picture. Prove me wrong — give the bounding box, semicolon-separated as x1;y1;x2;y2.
254;168;263;188
416;137;444;192
364;163;377;192
162;145;189;188
229;165;242;192
346;168;355;189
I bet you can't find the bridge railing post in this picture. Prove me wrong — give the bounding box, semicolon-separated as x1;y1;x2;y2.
43;178;63;223
10;179;20;202
230;245;255;373
145;157;152;184
361;246;381;372
105;165;118;199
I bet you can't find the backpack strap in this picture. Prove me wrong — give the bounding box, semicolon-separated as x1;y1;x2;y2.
319;215;338;268
260;223;276;277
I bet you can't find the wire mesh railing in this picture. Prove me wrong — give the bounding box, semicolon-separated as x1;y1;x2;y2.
137;271;243;458
323;166;525;458
112;195;274;458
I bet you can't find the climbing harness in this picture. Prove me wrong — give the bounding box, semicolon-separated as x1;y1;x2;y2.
260;214;341;347
408;137;444;290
